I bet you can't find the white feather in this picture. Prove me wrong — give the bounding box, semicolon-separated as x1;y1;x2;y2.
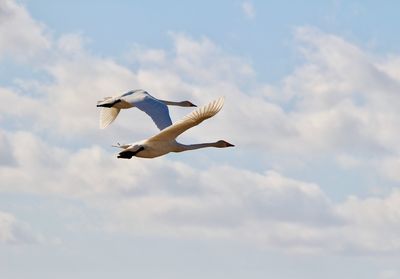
100;107;120;129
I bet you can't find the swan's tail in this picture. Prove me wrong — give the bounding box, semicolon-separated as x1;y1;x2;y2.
112;142;131;149
99;107;120;129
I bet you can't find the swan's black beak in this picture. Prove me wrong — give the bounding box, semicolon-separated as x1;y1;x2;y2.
226;143;235;147
190;103;197;107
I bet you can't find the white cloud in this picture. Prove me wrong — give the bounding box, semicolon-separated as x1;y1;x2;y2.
0;87;42;123
2;128;400;254
0;130;15;166
0;131;338;250
0;210;39;244
125;44;167;65
169;32;255;84
379;269;400;279
0;0;50;61
241;1;256;19
336;190;400;254
335;153;361;169
57;33;87;54
246;27;400;169
378;157;400;182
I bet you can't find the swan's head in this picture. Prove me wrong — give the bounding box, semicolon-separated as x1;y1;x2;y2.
180;101;197;107
216;140;234;148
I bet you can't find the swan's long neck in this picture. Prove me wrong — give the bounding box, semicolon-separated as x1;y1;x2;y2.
159;100;185;106
174;142;221;152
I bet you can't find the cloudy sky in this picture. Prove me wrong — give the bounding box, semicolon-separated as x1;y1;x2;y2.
1;0;400;278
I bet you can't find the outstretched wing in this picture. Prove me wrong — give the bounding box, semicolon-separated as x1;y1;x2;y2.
100;107;120;129
124;90;172;130
148;97;224;142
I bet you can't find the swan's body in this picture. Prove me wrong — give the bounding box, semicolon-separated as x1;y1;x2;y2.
97;89;196;129
115;97;234;159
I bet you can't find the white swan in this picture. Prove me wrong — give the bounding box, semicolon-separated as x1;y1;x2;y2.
97;89;196;129
114;97;234;159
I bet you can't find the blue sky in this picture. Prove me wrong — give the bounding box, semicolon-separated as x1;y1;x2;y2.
2;1;400;278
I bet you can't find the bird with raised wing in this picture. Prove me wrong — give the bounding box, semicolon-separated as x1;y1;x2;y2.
114;97;234;159
97;89;196;129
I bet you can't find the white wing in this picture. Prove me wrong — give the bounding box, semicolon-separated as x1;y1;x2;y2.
123;90;172;130
148;97;224;142
100;107;120;129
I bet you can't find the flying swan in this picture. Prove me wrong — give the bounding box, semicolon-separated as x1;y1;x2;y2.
96;89;196;129
114;97;234;159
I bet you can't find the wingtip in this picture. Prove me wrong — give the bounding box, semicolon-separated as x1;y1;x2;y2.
99;121;109;129
215;96;225;105
214;96;225;111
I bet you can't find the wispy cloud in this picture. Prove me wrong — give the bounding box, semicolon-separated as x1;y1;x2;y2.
0;210;40;244
241;1;256;19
